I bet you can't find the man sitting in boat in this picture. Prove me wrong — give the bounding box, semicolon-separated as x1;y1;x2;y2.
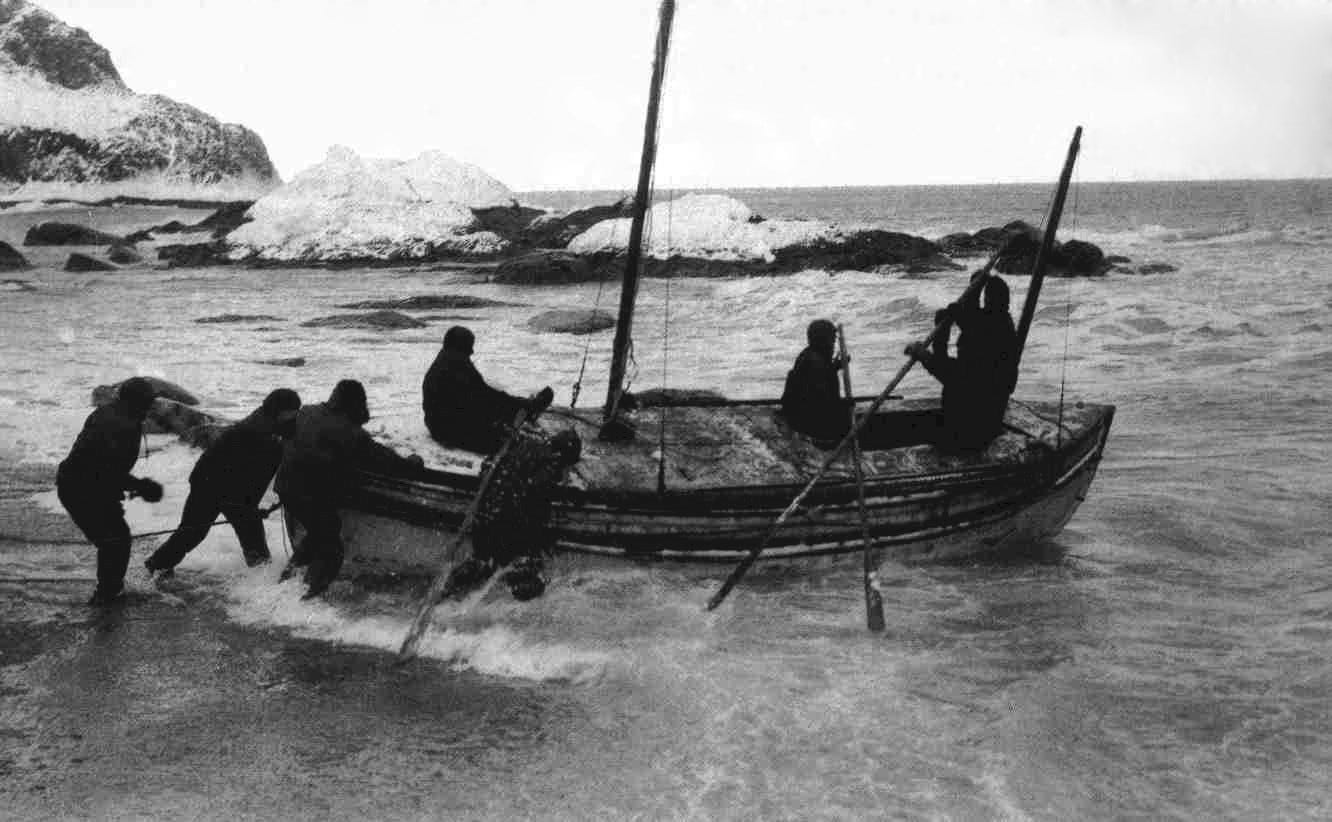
905;273;1019;452
422;325;555;453
779;318;849;443
276;380;424;599
145;388;302;578
442;428;583;602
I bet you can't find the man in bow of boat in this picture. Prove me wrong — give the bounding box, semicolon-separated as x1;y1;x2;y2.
441;428;583;602
56;376;165;606
780;318;849;443
276;380;424;599
906;272;1019;452
144;388;302;578
422;325;555;453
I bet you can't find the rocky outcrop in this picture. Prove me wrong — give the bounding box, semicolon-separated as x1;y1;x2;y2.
23;221;121;245
0;239;27;269
770;229;945;273
0;1;278;197
527;309;616;335
64;252;114;272
939;220;1115;277
0;0;122;90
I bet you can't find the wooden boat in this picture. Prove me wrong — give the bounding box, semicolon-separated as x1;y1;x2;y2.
292;0;1113;585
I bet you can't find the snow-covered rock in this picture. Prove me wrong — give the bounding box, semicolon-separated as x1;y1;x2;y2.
0;0;278;200
567;193;837;262
226;146;515;263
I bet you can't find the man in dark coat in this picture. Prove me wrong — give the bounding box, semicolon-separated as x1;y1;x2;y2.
906;273;1019;452
144;388;302;576
276;380;423;599
422;325;554;453
780;318;848;442
56;377;164;605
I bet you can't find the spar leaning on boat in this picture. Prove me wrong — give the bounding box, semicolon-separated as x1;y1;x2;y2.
291;0;1114;605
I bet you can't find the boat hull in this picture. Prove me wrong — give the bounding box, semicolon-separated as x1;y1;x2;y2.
286;400;1113;578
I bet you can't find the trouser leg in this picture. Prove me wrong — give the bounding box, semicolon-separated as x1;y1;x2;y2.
222;504;271;566
300;506;344;596
146;486;220;571
58;484;131;598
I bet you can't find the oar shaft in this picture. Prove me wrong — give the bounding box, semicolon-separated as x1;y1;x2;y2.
838;325;885;632
397;404;534;661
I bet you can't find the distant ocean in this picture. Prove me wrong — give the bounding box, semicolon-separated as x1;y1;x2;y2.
1;178;1329;820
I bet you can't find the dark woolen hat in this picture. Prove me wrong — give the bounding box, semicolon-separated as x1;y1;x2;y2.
261;388;302;415
806;319;836;346
118;377;156;413
443;325;475;354
328;379;370;425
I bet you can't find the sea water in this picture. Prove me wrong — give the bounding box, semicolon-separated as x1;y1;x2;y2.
1;179;1329;820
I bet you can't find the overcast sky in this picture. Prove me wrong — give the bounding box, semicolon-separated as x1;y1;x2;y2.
38;0;1332;189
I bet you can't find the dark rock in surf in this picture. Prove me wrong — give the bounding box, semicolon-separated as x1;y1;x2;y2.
253;357;306;367
527;309;616;335
493;250;594;284
0;240;29;270
1059;239;1106;276
194;313;283;323
124;229;155;243
64;252;115;272
771;229;941;273
335;295;516;310
93;376;200;406
300;310;427;330
24;221;122;246
107;243;141;264
158;240;227;268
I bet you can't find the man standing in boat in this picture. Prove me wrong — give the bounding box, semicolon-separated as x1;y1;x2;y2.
56;377;165;606
906;272;1019;452
780;318;849;442
144;388;302;577
422;325;554;453
276;380;423;599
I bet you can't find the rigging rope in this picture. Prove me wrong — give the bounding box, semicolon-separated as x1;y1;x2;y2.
570;215;619;407
656;189;674;493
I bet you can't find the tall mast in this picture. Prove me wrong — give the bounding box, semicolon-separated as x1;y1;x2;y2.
603;0;676;429
1014;125;1082;369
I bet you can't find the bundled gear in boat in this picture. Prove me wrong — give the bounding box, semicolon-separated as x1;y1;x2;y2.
907;274;1019;452
780;319;849;442
422;325;555;453
276;380;423;599
56;376;161;605
146;388;302;575
443;428;582;601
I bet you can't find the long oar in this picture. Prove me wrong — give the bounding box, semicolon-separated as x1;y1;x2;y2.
705;256;1001;612
836;324;885;632
396;400;538;662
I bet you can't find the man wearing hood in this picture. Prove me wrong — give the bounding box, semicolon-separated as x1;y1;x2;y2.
780;318;849;442
422;325;554;453
145;388;302;577
276;380;423;599
906;273;1019;452
56;376;164;605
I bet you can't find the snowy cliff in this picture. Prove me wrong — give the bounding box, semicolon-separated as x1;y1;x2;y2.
225;146;515;263
0;0;278;200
